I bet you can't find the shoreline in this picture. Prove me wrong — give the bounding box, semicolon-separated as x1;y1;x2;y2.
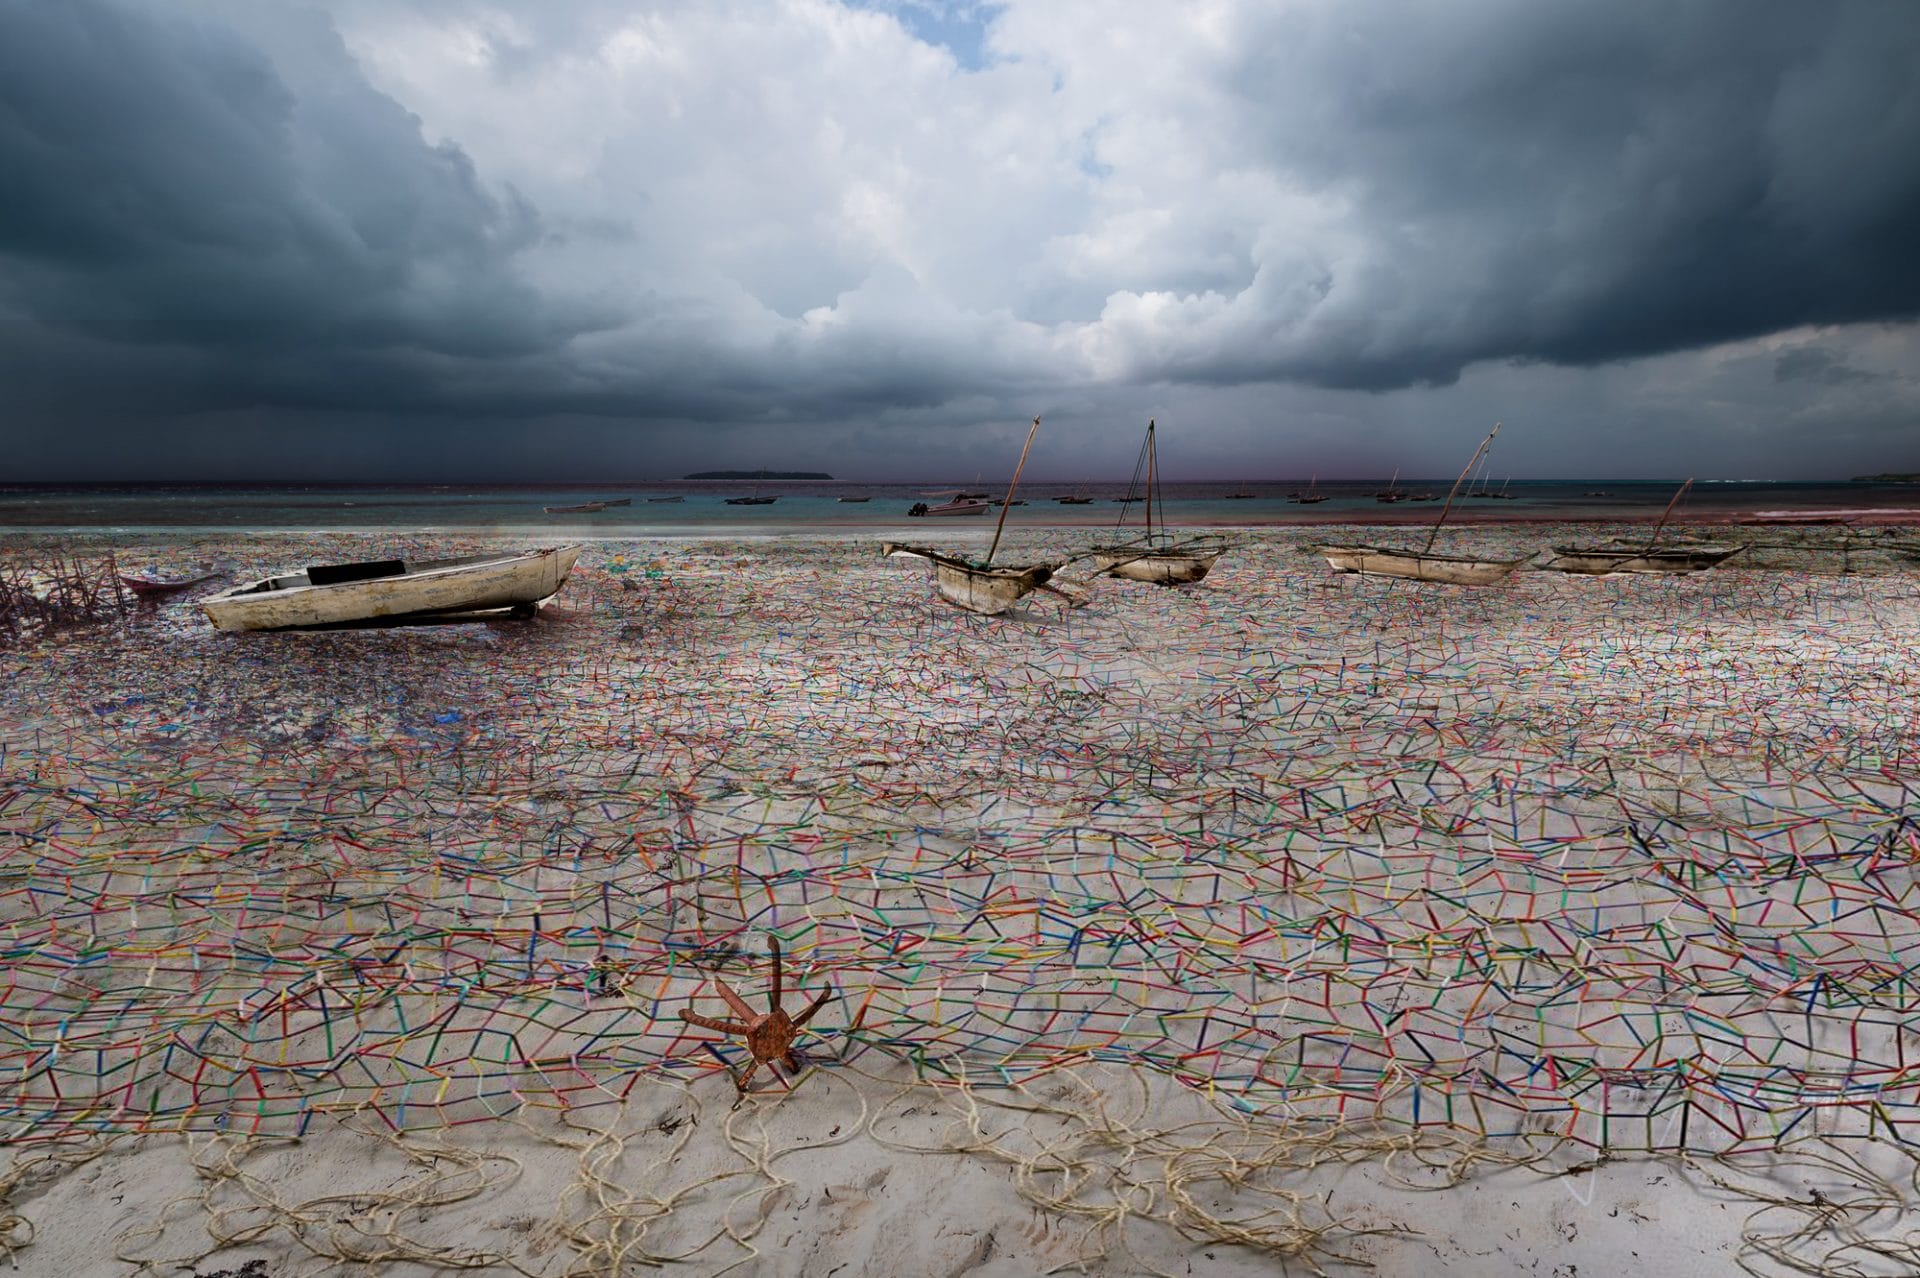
4;507;1920;538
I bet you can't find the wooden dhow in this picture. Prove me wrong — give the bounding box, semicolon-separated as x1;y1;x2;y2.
884;416;1078;615
203;545;582;631
1317;544;1534;585
1319;422;1532;586
1543;480;1744;575
1089;419;1228;585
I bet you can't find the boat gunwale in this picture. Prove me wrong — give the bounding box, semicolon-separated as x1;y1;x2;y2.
205;546;579;603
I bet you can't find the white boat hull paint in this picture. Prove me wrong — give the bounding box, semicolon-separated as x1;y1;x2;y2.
1318;544;1530;586
1092;551;1222;585
884;543;1056;615
203;546;583;631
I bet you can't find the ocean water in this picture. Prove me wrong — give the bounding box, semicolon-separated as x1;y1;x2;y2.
1;479;1915;534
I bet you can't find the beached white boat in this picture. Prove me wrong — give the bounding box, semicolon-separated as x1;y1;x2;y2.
1319;544;1533;585
883;416;1077;615
1317;422;1532;586
884;543;1069;614
202;546;582;631
1090;420;1228;585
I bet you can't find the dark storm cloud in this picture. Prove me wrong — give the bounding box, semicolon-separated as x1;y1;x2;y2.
0;0;1917;480
0;0;606;379
1172;0;1920;390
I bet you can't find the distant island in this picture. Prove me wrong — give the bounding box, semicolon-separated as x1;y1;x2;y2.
683;470;834;480
1855;472;1920;482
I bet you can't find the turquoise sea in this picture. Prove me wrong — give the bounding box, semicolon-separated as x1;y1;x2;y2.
1;478;1915;533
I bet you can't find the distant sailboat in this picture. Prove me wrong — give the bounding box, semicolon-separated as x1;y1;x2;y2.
1288;475;1327;505
726;472;779;505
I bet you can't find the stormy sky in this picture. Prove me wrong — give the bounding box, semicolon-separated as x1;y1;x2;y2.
2;0;1918;481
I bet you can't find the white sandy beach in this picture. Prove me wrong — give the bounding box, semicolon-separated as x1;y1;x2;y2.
5;526;1920;1276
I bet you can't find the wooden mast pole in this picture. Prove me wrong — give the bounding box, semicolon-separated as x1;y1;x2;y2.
986;415;1041;567
1642;478;1694;550
1422;421;1501;555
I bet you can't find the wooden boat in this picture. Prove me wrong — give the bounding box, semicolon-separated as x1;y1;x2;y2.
883;417;1075;614
1089;419;1228;585
1544;544;1745;574
544;501;605;514
1319;544;1533;585
1288;476;1327;504
1375;470;1407;503
726;474;778;505
647;495;685;503
602;497;632;507
120;572;220;599
1319;422;1530;586
1543;480;1744;574
202;546;582;632
1224;491;1257;499
837;496;871;503
884;544;1068;613
1056;495;1095;504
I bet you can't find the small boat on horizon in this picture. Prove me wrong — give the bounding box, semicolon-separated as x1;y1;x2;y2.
602;497;632;507
544;501;606;514
647;495;685;503
202;546;582;631
838;495;872;502
907;496;991;516
725;495;779;505
1288;476;1327;504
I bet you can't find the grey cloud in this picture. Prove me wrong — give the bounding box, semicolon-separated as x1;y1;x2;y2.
1150;1;1920;390
0;0;607;370
1773;348;1877;386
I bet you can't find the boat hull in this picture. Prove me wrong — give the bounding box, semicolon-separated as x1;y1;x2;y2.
883;543;1056;615
930;561;1053;613
1543;545;1744;574
203;546;582;631
1319;544;1529;586
1092;550;1221;585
